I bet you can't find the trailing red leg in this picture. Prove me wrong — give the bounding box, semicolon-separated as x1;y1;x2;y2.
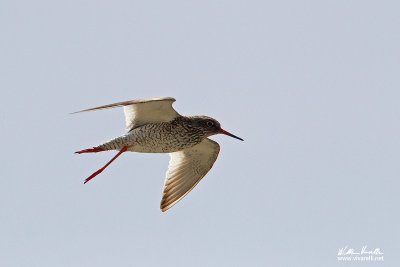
83;146;129;184
75;147;105;154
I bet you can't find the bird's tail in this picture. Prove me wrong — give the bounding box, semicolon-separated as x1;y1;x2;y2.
76;134;130;154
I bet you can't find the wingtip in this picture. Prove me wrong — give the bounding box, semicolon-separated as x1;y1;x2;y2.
70;97;177;115
70;108;96;114
160;204;170;212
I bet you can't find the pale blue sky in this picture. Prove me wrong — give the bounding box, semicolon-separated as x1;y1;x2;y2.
1;1;399;266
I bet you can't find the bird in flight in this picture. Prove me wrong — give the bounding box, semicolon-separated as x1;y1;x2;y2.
74;97;243;212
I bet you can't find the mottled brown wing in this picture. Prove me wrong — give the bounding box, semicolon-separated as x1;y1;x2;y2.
73;97;180;130
161;138;220;212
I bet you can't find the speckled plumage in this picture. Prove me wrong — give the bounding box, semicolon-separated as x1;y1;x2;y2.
75;97;243;212
97;116;211;153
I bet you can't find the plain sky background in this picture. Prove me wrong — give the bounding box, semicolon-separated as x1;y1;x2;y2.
1;1;399;266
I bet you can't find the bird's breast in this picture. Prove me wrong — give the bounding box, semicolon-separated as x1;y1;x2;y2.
125;121;203;153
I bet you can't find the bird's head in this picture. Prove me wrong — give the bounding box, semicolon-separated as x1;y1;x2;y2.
190;116;244;141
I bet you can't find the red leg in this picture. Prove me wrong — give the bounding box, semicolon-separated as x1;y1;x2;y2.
75;147;105;154
83;146;129;184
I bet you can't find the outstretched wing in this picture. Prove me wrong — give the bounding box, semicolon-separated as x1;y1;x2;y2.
74;97;180;130
161;138;220;212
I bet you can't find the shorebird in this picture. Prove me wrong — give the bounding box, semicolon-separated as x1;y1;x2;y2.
75;97;243;212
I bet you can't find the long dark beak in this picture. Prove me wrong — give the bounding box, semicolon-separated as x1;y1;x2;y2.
219;129;244;141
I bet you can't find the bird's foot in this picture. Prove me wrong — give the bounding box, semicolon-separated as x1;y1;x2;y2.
83;146;129;184
75;147;105;154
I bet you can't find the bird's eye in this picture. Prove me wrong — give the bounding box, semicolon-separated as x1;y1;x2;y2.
206;121;214;127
